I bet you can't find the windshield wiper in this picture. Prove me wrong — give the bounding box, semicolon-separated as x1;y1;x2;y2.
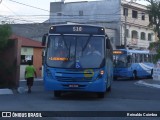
61;34;69;49
82;35;92;52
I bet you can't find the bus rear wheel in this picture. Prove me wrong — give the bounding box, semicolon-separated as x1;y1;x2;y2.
113;76;117;81
150;69;153;78
54;91;61;97
131;71;137;80
97;92;105;98
106;85;111;92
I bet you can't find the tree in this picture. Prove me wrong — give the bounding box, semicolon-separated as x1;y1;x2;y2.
146;0;160;40
0;24;12;88
147;0;160;62
0;24;12;50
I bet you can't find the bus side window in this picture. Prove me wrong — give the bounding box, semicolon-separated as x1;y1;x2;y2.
144;54;148;62
106;37;112;50
132;54;135;63
135;54;138;63
148;54;151;62
152;54;156;62
127;55;132;63
151;54;153;62
140;54;143;62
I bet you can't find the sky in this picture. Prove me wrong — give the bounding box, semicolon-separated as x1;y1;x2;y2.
0;0;149;24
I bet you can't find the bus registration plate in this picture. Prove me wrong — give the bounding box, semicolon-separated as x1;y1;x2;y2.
69;84;79;88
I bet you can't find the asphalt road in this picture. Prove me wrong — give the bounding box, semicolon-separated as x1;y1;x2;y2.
0;79;160;120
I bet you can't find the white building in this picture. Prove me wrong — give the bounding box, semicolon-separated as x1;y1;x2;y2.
121;0;155;49
48;0;155;49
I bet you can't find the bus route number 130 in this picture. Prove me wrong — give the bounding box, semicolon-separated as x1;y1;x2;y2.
73;26;83;32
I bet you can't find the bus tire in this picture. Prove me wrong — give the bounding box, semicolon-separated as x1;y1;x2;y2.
150;69;153;78
97;92;105;98
132;71;137;80
106;86;111;92
114;76;117;81
54;91;61;97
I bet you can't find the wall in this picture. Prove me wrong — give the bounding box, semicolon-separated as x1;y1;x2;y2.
49;1;121;47
0;39;21;88
50;1;121;24
20;47;43;79
33;48;43;78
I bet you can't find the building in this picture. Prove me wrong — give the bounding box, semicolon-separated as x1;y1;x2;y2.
11;35;44;79
48;0;156;49
121;0;155;49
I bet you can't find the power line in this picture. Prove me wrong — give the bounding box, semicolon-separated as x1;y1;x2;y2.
0;15;39;23
2;0;149;24
8;0;50;12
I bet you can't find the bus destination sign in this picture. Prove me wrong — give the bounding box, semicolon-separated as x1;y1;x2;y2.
49;25;105;35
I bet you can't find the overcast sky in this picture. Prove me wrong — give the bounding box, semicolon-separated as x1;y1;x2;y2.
0;0;149;23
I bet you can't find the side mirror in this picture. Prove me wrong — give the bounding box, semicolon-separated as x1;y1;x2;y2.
106;38;110;49
42;34;47;46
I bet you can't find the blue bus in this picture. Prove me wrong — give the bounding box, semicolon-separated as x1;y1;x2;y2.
42;24;113;98
113;49;155;80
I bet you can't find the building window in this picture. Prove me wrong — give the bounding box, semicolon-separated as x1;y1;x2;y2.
141;13;145;20
132;10;138;18
141;32;146;40
131;30;138;39
123;8;128;16
21;55;33;65
79;10;83;16
148;33;152;41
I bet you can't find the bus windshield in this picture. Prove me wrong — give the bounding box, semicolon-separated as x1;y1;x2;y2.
113;54;127;68
46;35;104;68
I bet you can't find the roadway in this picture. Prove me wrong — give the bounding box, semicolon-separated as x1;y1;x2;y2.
0;78;160;120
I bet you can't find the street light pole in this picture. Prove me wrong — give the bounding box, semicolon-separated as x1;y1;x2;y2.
124;9;127;48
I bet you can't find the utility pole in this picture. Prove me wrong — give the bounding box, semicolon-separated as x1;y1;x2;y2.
124;9;127;48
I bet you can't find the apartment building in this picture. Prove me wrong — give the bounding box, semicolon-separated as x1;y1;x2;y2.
121;0;155;49
48;0;155;49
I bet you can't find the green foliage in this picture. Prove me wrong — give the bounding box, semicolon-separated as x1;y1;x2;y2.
147;0;160;62
149;41;160;62
0;24;12;50
146;0;160;40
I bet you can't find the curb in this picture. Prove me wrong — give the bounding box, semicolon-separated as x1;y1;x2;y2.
0;88;13;95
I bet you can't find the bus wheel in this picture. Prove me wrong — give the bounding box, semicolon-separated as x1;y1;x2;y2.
114;76;117;81
54;91;61;97
150;69;153;78
132;71;137;80
106;86;111;92
97;92;105;98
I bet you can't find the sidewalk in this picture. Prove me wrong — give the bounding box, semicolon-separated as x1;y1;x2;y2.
0;78;44;95
0;88;13;95
135;79;160;89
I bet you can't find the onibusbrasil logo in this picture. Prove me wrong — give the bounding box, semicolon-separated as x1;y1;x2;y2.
84;69;94;77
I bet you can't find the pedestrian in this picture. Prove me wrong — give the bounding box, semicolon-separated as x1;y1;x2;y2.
25;60;37;93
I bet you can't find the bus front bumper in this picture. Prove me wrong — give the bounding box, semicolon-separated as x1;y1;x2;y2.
44;78;107;92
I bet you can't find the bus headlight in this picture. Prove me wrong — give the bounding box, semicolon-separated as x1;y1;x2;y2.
96;70;104;80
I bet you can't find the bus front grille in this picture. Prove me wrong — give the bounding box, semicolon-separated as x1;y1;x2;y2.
55;76;92;82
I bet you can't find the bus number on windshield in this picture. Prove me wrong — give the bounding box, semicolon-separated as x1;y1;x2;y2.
73;26;82;32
